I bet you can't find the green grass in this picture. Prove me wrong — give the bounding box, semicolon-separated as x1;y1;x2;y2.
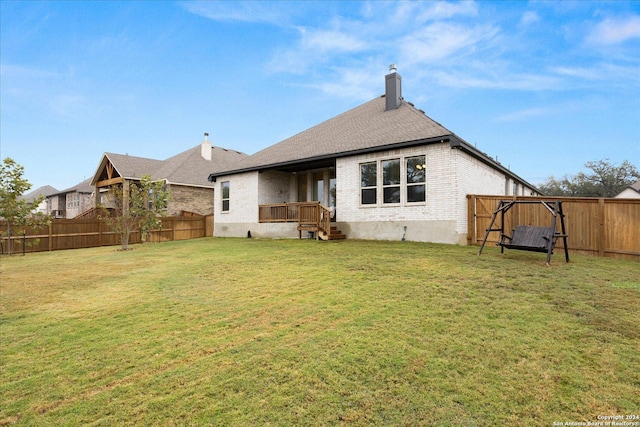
1;238;638;426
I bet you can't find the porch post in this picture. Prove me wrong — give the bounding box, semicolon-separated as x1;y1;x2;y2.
323;170;330;206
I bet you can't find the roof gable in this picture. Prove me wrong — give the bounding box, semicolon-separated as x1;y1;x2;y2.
90;144;248;188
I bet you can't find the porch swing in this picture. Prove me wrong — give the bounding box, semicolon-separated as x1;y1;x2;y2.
477;200;569;266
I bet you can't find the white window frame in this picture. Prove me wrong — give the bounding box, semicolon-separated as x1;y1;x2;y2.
221;181;230;212
359;154;427;207
360;162;377;206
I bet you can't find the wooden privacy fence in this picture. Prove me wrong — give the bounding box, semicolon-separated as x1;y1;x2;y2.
0;215;214;254
467;195;640;260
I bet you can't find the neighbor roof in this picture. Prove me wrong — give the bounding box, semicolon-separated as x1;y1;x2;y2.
622;179;640;196
91;144;247;188
21;185;59;202
57;178;95;195
209;95;453;177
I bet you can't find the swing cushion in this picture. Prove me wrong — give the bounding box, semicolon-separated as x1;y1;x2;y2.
502;225;554;253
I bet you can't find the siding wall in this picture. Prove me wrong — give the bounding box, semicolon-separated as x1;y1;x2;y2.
66;193;95;219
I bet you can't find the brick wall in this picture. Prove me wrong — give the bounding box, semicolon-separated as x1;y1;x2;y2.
258;170;291;205
336;143;458;223
337;142;534;238
168;185;214;216
212;142;538;242
214;171;259;224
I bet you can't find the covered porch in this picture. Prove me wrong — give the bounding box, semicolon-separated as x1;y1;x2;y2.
255;164;343;239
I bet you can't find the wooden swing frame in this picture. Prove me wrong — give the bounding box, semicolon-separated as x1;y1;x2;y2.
477;200;569;266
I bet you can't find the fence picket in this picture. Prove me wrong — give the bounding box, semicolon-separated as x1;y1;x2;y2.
467;195;639;260
0;215;212;254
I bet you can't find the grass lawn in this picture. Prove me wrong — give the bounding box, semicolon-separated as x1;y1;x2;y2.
1;238;638;426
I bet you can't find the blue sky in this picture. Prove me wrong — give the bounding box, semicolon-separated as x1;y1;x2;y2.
1;0;639;192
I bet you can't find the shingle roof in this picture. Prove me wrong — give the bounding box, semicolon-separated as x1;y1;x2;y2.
212;96;453;176
155;145;247;187
93;144;247;188
58;178;96;195
21;185;59;202
102;153;165;181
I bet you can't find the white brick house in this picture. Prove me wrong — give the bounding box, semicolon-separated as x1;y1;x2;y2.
208;68;539;244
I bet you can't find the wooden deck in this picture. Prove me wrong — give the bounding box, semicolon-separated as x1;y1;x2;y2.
258;202;345;240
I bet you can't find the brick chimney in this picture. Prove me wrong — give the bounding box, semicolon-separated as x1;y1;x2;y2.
385;64;402;111
201;132;212;161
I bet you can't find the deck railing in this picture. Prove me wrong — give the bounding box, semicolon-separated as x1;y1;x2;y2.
259;202;331;236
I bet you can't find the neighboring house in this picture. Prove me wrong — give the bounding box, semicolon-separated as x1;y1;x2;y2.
22;185;59;215
615;179;640;199
90;136;247;216
207;67;539;244
48;178;96;218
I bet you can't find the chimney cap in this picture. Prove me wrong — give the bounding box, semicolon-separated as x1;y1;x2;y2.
204;132;209;140
389;64;397;73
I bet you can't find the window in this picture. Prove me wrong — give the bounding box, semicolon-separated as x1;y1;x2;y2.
406;156;426;202
221;181;230;212
67;193;79;209
382;159;400;204
360;162;377;205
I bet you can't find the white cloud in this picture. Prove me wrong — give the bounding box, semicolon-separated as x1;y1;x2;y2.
300;27;368;53
550;66;600;80
181;1;292;26
432;68;563;91
549;62;640;88
399;22;499;65
415;0;478;22
586;15;640;45
519;11;539;26
308;67;380;100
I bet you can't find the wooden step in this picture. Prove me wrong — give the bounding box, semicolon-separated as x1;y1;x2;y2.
319;227;346;240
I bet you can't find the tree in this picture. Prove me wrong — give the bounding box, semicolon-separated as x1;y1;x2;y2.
538;159;639;197
0;158;49;255
99;175;171;250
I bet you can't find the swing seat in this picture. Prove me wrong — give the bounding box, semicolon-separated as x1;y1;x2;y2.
500;225;554;253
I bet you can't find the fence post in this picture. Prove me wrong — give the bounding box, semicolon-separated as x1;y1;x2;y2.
49;221;53;251
598;198;606;257
467;195;475;245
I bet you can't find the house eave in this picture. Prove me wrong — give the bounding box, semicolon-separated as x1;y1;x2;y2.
208;135;454;182
165;181;214;189
449;136;541;193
